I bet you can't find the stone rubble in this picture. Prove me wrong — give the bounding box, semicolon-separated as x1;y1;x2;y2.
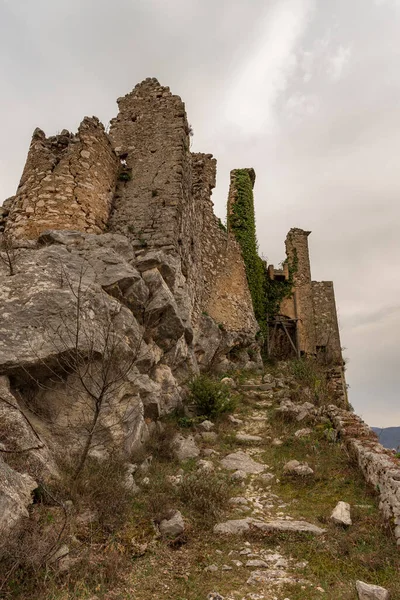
331;501;352;526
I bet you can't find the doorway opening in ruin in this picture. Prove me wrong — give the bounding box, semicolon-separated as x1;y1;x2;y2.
267;315;299;361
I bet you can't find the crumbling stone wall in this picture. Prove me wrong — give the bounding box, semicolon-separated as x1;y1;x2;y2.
312;281;342;363
5;118;118;239
285;228;316;355
327;404;400;546
108;78;192;254
191;157;258;334
108;81;257;337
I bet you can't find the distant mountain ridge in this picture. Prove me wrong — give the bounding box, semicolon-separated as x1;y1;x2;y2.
372;427;400;450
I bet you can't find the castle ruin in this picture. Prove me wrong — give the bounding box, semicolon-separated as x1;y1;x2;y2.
1;77;345;395
1;79;400;586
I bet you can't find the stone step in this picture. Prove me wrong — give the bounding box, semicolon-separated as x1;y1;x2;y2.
214;517;325;536
240;383;274;392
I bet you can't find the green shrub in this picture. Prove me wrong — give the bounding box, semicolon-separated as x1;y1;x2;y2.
179;472;232;524
188;375;235;418
118;170;131;182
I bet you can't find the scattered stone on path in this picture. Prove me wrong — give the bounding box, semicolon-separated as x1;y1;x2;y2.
159;510;185;537
214;519;253;535
272;438;283;447
283;459;314;476
199;420;215;432
204;564;218;572
294;428;313;438
197;459;215;472
203;448;218;457
253;519;325;536
241;383;274;392
228;415;244;426
236;432;263;444
246;569;297;586
220;377;236;388
356;581;390;600
229;496;249;505
207;593;225;600
277;400;316;422
259;472;275;483
221;451;265;474
173;434;200;461
231;469;247;481
246;559;268;568
331;501;352;526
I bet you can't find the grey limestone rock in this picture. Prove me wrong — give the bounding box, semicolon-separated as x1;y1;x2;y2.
159;510;185;537
283;460;314;477
221;451;265;474
199;420;214;432
331;501;352;526
173;434;200;461
213;518;253;535
236;432;263;444
214;517;324;536
0;457;37;545
356;581;390;600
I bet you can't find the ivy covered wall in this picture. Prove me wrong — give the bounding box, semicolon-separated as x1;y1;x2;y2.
227;168;296;338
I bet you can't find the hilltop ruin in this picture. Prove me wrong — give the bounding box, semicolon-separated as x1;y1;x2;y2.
1;79;399;596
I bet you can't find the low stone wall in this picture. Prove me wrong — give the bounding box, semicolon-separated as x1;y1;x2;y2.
327;405;400;545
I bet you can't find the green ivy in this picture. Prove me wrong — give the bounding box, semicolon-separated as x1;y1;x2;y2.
227;169;267;335
227;169;297;337
264;250;298;319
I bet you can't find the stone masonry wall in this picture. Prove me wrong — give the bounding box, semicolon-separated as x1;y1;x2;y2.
190;152;216;323
3;77;258;341
5;118;118;239
108;78;191;254
285;228;316;355
202;214;258;335
108;80;257;336
327;404;400;546
190;156;258;334
312;281;342;363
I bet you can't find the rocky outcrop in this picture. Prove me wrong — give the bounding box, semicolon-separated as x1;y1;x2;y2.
0;226;259;545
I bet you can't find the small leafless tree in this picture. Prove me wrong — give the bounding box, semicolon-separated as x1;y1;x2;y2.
21;262;148;480
0;232;17;276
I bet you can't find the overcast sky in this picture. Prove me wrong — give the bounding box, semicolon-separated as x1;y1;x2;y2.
1;0;399;427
